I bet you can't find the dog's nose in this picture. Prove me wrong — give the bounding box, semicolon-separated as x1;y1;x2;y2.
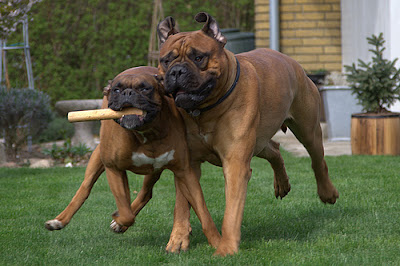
169;65;187;80
121;88;134;96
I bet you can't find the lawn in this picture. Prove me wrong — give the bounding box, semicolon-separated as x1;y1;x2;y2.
1;151;400;265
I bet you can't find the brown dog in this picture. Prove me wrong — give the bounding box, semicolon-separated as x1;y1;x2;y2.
157;12;339;256
45;66;220;249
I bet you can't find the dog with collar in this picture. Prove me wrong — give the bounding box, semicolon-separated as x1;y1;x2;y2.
157;12;339;256
45;66;221;250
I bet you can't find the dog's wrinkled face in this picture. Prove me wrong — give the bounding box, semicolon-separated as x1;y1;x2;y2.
157;12;227;111
107;74;162;130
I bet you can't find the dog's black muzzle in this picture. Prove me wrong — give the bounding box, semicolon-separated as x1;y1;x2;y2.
165;64;199;95
165;64;216;111
108;88;160;131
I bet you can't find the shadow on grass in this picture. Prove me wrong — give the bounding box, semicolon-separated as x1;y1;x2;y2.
241;203;360;245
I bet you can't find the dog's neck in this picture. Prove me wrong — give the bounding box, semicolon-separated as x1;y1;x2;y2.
214;49;237;99
222;49;239;89
192;49;238;116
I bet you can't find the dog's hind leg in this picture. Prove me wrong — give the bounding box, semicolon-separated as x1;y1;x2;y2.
288;120;338;204
257;139;291;199
286;84;339;204
45;145;104;231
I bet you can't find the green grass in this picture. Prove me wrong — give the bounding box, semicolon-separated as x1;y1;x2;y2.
1;151;400;265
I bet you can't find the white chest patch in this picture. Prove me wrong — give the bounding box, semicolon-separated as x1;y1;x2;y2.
131;150;175;169
200;132;211;143
136;131;147;143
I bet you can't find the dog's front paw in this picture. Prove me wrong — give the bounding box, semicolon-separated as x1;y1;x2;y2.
165;225;192;253
45;219;65;231
110;220;128;234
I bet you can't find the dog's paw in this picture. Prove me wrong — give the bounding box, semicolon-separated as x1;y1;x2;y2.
110;220;128;234
274;176;291;199
166;235;190;254
45;219;64;231
213;238;238;257
318;185;339;204
165;226;191;253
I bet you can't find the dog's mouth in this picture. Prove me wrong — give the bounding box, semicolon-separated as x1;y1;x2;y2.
171;78;216;111
118;113;145;125
164;63;217;111
112;102;158;131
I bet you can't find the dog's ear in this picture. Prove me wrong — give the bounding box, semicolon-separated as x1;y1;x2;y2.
157;16;179;45
195;12;226;46
103;80;112;96
154;74;165;96
154;74;164;84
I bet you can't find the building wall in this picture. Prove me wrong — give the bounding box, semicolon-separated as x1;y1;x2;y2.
255;0;342;72
341;0;390;67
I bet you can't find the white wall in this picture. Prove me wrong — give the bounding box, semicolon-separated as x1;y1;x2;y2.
341;0;400;112
389;0;400;111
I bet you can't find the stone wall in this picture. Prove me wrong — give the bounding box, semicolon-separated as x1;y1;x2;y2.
255;0;342;72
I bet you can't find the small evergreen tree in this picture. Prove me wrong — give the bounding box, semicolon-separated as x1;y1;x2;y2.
345;33;400;113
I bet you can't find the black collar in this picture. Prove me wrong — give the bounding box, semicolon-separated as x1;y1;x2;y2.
190;57;240;117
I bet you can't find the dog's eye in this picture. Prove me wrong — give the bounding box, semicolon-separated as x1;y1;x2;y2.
113;88;120;93
139;87;151;92
162;59;169;68
194;56;203;62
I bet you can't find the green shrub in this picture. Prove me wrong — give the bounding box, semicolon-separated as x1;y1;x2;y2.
0;88;53;160
4;0;254;104
35;115;74;143
42;139;92;165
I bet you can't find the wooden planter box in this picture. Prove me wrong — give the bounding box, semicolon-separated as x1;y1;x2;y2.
351;113;400;155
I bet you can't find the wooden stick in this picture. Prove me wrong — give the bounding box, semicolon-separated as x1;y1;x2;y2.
68;108;144;122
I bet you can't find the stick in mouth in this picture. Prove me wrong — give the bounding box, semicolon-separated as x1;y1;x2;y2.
68;108;145;122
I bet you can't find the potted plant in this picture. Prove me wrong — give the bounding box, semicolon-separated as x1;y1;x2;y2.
345;33;400;155
307;69;328;86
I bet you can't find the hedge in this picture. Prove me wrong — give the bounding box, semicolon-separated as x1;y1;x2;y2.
4;0;253;104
